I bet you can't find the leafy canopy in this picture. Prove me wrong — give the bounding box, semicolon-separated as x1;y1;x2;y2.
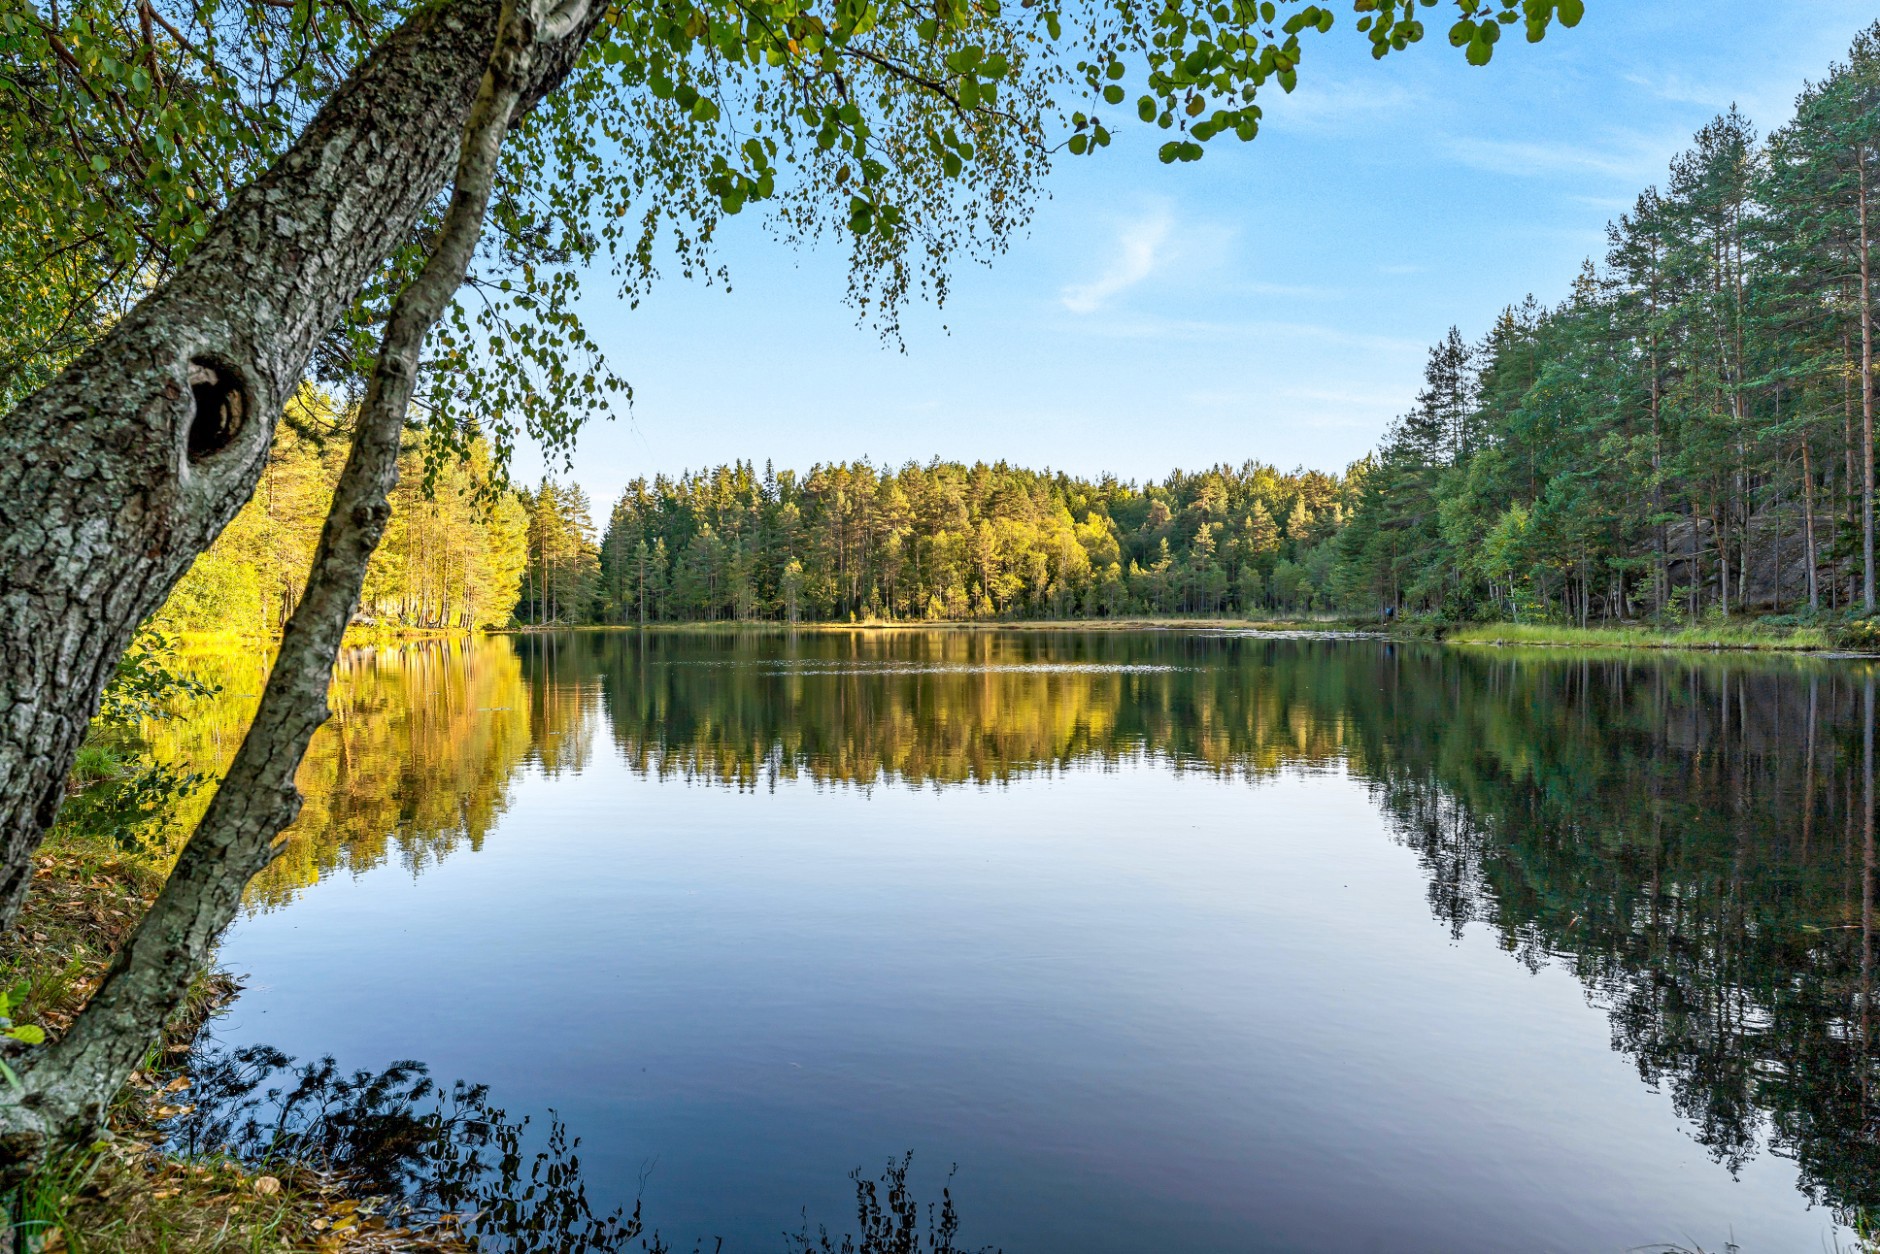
1;0;1581;457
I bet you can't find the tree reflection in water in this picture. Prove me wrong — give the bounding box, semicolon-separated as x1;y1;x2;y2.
151;630;1880;1231
170;1041;648;1251
170;1041;998;1253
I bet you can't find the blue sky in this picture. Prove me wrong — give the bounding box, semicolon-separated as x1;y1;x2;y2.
518;2;1880;507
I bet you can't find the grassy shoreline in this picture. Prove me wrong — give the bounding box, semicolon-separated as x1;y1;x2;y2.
1428;620;1858;653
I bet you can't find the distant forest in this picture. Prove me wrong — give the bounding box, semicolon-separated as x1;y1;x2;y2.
153;24;1880;631
545;460;1354;624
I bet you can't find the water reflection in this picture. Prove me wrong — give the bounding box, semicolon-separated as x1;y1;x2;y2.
158;630;1880;1231
170;1039;995;1254
171;1042;646;1252
1354;654;1880;1222
537;630;1353;787
151;639;535;907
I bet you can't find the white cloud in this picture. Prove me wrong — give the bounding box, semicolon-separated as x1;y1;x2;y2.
1060;210;1173;314
1438;132;1677;182
1621;70;1738;109
1236;279;1339;299
1259;74;1426;136
1174;381;1405;437
1569;193;1636;212
1619;69;1797;131
1081;314;1424;356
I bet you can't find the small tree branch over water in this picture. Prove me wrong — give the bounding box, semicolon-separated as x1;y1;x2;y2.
0;0;1578;1164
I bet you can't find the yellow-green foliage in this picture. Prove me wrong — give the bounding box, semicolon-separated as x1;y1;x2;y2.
130;639;534;910
595;459;1358;624
157;390;528;637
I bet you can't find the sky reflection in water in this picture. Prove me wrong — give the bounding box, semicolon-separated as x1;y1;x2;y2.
173;630;1880;1252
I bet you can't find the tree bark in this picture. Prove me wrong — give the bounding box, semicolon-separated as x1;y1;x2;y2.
0;0;599;935
1803;436;1820;611
0;0;599;1163
1862;146;1876;612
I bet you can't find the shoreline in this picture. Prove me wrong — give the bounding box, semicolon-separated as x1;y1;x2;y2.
1;833;461;1252
498;616;1372;635
181;612;1862;659
494;616;1874;656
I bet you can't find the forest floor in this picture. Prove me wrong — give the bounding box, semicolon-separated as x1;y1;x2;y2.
0;831;458;1253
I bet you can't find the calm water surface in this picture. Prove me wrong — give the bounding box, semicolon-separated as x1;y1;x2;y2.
163;630;1880;1251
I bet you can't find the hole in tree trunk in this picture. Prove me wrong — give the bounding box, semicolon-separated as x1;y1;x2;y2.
187;358;246;462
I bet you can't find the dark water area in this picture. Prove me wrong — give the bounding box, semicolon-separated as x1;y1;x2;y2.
173;630;1880;1251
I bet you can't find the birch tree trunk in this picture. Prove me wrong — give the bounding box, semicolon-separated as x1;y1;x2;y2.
0;0;597;938
0;0;601;1165
0;0;603;1167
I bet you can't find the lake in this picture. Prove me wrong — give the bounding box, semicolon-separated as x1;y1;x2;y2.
161;629;1880;1252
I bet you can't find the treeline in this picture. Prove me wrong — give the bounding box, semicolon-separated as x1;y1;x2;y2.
1336;25;1880;624
175;17;1880;637
159;390;529;633
518;459;1358;625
